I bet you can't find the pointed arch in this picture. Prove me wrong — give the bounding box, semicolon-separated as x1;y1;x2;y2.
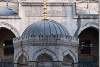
78;23;99;36
0;22;20;37
37;53;53;62
15;50;29;63
17;54;28;67
63;54;74;67
33;48;58;61
36;53;54;67
78;26;99;66
63;49;78;63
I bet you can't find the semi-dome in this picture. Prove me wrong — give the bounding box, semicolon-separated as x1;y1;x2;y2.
22;20;70;39
0;7;17;16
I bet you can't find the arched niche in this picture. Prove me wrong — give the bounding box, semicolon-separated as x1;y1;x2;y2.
0;27;16;59
78;27;99;67
0;27;16;67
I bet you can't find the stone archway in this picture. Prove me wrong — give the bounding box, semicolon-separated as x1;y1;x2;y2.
33;49;58;67
37;53;53;62
78;27;99;67
37;53;53;67
78;24;99;36
0;27;16;59
0;27;16;67
0;22;20;37
62;49;78;67
17;54;28;67
63;49;78;63
33;48;58;61
63;54;74;67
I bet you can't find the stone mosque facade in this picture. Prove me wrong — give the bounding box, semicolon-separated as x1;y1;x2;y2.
0;0;99;67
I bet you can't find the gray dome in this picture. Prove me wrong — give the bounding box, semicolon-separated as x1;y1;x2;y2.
0;7;17;16
22;20;70;39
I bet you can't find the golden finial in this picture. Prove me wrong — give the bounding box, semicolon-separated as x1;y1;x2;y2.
43;0;48;20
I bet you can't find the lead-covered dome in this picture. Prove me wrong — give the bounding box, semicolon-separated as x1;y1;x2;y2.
22;20;70;39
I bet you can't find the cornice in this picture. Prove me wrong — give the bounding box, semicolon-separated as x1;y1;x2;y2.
20;2;74;6
74;14;99;19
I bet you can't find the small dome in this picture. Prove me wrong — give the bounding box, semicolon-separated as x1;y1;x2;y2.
0;7;17;16
22;20;70;39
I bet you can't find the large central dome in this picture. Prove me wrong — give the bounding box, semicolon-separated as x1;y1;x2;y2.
22;20;69;39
